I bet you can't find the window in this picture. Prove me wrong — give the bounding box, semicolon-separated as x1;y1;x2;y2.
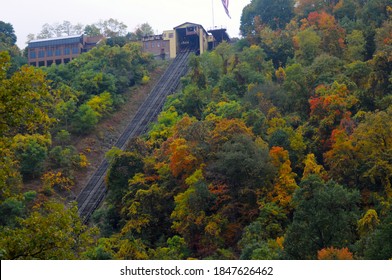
169;33;174;38
64;48;70;55
47;49;53;57
151;43;155;48
55;48;62;56
30;51;36;59
72;47;79;54
38;50;45;58
145;42;149;49
157;43;160;48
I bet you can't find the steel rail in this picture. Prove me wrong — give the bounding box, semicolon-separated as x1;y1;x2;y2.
76;50;192;223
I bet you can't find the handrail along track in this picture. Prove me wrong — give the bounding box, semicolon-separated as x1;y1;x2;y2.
76;50;192;223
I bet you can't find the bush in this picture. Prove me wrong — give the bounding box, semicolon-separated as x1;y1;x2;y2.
72;104;99;134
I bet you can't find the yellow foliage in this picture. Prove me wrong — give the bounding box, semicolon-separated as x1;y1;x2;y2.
275;67;286;83
79;153;90;168
276;236;284;250
302;153;327;180
86;91;113;118
41;171;74;192
141;75;150;85
358;209;380;236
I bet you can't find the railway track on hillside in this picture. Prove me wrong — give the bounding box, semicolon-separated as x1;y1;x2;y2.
76;50;192;223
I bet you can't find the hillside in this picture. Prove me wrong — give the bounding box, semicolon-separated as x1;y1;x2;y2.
1;0;392;260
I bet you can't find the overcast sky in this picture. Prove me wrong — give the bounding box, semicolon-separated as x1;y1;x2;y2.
1;0;251;48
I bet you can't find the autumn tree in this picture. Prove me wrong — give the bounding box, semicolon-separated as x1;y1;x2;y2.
309;82;358;151
0;202;98;259
0;52;53;137
171;170;224;257
325;108;392;196
295;0;340;17
0;52;53;196
268;147;299;212
306;11;346;57
317;247;354;260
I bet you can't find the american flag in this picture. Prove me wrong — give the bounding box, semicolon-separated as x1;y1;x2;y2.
221;0;231;18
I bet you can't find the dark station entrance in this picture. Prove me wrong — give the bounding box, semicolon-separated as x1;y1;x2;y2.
172;22;230;58
175;23;206;55
176;25;199;53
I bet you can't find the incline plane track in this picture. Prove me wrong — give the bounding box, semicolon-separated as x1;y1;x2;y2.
76;50;192;223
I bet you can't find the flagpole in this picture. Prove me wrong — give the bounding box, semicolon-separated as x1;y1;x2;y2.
212;0;215;29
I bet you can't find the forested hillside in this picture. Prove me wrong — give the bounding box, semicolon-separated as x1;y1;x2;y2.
1;0;392;260
0;20;155;259
94;0;392;260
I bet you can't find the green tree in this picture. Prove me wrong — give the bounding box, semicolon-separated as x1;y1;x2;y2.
84;24;101;36
96;18;128;37
0;21;17;46
134;23;154;40
240;0;295;34
210;134;274;190
282;63;310;116
17;139;48;178
345;30;366;62
294;28;321;66
149;235;190;260
239;202;286;259
71;104;99;134
12;134;51;179
284;175;360;259
364;210;392;259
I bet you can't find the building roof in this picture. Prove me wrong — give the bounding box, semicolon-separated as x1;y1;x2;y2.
173;22;209;36
208;28;231;43
28;34;83;48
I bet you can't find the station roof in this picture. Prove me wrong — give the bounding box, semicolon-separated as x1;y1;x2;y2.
174;22;209;36
28;34;83;48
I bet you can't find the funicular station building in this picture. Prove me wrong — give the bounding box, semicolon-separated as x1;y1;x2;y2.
142;22;230;59
27;22;229;66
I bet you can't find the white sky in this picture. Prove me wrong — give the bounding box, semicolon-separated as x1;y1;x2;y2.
1;0;251;49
